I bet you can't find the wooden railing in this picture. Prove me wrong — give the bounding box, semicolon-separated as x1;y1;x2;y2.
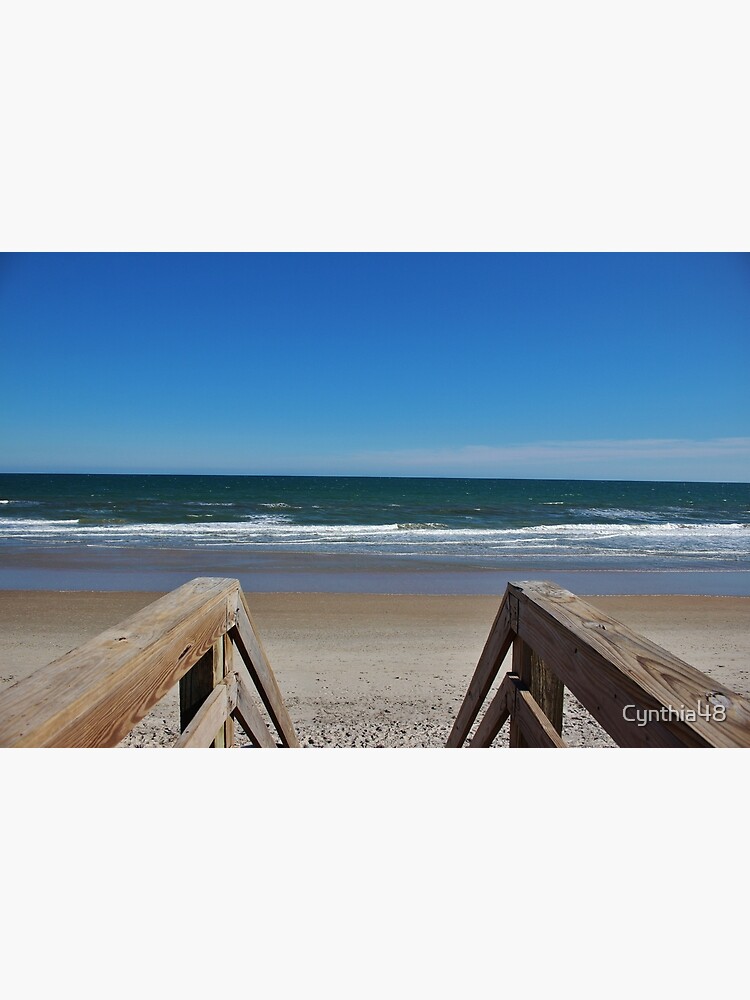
448;581;750;748
4;576;747;748
0;577;298;748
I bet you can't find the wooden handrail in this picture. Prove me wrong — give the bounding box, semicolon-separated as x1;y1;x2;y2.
5;575;745;749
450;581;750;749
0;577;298;749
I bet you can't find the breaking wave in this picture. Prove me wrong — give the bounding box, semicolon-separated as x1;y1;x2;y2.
1;516;748;565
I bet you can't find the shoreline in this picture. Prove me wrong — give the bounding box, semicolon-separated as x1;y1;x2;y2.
2;589;748;747
1;543;749;595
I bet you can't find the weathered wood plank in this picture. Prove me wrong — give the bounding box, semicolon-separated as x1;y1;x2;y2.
446;591;514;747
212;637;226;749
512;582;700;747
179;646;217;742
509;638;533;747
508;640;563;746
0;578;240;748
222;632;235;748
469;674;514;747
231;594;299;748
510;581;750;748
233;659;277;748
512;681;567;748
174;677;236;749
529;651;564;735
179;636;231;748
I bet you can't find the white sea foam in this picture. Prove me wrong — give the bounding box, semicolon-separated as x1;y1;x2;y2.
0;518;80;529
186;501;236;507
1;516;748;564
397;522;450;530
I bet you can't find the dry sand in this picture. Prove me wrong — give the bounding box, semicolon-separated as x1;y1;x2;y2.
0;590;748;747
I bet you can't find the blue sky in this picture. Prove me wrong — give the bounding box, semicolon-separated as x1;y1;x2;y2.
1;252;748;481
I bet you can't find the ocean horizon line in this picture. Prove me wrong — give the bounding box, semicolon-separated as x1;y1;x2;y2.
2;470;749;486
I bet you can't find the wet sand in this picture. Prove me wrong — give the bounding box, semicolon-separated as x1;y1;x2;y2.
0;590;748;747
2;543;749;595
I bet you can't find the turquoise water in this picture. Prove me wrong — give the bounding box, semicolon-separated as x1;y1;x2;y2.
1;473;749;571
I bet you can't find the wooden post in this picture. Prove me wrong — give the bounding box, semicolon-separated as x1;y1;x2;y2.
222;632;235;748
179;638;228;748
509;640;564;746
211;637;226;749
509;639;533;747
529;652;564;737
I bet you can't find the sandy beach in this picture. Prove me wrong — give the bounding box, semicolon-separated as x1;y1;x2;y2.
1;589;748;747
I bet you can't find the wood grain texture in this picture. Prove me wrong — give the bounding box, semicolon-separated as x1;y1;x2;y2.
174;676;236;748
446;592;514;747
212;637;226;749
231;593;299;747
233;658;278;748
510;581;750;748
509;640;564;747
222;632;235;748
179;646;217;742
0;578;239;747
529;651;564;735
511;680;567;748
179;636;233;748
509;638;533;747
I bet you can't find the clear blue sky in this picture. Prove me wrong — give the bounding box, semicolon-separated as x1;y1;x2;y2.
1;253;748;481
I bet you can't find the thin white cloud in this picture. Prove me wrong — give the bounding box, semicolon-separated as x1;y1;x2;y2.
357;437;750;464
12;436;747;480
334;437;750;480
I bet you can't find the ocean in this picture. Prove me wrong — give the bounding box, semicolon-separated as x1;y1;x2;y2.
1;473;749;594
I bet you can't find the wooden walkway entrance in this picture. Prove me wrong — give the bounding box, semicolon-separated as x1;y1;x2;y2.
1;578;748;748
